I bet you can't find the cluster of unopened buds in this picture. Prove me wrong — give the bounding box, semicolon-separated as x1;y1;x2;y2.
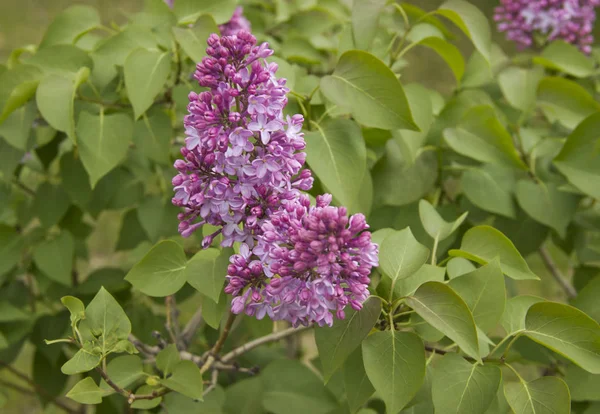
172;28;378;327
494;0;600;53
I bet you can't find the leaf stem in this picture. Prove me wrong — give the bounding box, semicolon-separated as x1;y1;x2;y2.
431;235;439;266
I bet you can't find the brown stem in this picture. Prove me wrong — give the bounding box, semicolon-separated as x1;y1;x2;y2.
539;246;577;299
12;179;35;197
200;312;237;374
165;296;181;346
0;361;79;414
95;366;168;402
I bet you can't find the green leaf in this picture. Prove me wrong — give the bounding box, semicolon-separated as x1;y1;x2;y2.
224;378;265;414
202;289;229;330
537;76;600;129
160;361;203;400
498;66;544;112
156;344;180;378
447;257;476;279
314;296;381;382
116;209;149;251
133;108;172;166
0;101;36;150
33;231;75;286
382;264;446;300
0;137;25;177
417;37;465;86
432;353;501;414
419;199;468;242
61;346;102;375
124;49;171;119
172;15;219;63
34;182;71;228
36;67;89;143
342;348;375;414
173;0;237;24
504;376;570;414
406;281;480;361
351;0;387;50
501;295;544;336
0;226;23;278
437;0;491;61
524;301;600;374
186;247;233;303
449;225;538;280
125;240;188;297
261;359;338;414
304;119;367;210
163;387;225;413
554;112;600;200
60;152;92;206
39;5;101;48
534;41;595;78
100;355;144;394
26;45;93;74
516;180;579;238
61;296;86;327
77;110;134;188
362;330;426;414
564;363;600;401
0;64;42;122
66;377;103;404
131;385;162;409
572;276;600;322
137;196;180;242
379;228;430;284
443;106;527;170
320;50;417;130
448;261;506;333
83;287;132;355
461;165;516;218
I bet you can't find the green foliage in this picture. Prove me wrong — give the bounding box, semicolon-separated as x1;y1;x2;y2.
2;1;600;413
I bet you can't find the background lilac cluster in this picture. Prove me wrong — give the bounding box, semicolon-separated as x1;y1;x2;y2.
172;31;378;327
494;0;600;53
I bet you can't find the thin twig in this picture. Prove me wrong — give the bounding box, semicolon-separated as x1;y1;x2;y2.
181;306;204;348
95;366;168;403
12;179;35;196
539;247;577;299
202;369;219;397
200;312;237;374
221;325;312;363
165;296;181;346
0;361;79;414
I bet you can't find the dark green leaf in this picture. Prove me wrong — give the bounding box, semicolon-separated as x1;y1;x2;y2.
33;231;75;286
224;377;265;414
504;376;570;414
0;226;23;278
501;295;544;336
156;344;180;378
132;108;172;165
564;363;600;402
0;64;42;122
343;347;375;414
34;182;71;228
66;377;103;404
100;355;144;394
60;151;92;207
0;101;36;150
572;276;600;322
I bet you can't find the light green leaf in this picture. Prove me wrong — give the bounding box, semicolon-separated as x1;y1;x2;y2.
0;64;42;122
66;377;103;404
504;376;570;414
131;385;162;409
449;226;539;280
33;231;75;286
392;264;446;298
524;302;600;374
461;165;516;218
554;112;600;200
447;257;476;279
0;226;23;278
537;76;600;129
173;0;237;25
351;0;387;50
124;49;171;119
534;41;595;78
156;344;181;378
406;281;480;361
160;360;204;400
437;0;491;61
261;359;338;414
36;67;89;143
61;347;102;375
77;110;134;188
419;199;468;242
432;353;501;414
0;101;36;150
343;348;375;414
572;276;600;323
320;50;417;130
125;240;188;297
61;296;86;327
132;108;172;165
172;15;219;63
39;5;101;48
362;330;426;414
100;355;144;394
417;37;465;85
379;228;430;283
315;296;381;382
186;247;232;303
516;180;579;238
26;45;93;74
304;119;367;210
448;261;506;333
83;287;132;355
501;295;544;336
564;363;600;401
202;289;229;330
498;66;544;112
443;106;527;170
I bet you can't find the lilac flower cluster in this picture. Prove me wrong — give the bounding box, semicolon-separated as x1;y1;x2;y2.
172;32;378;326
494;0;600;53
219;7;251;36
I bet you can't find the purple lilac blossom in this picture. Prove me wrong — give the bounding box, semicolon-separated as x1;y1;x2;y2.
494;0;600;53
225;194;378;327
219;7;251;36
172;31;313;247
